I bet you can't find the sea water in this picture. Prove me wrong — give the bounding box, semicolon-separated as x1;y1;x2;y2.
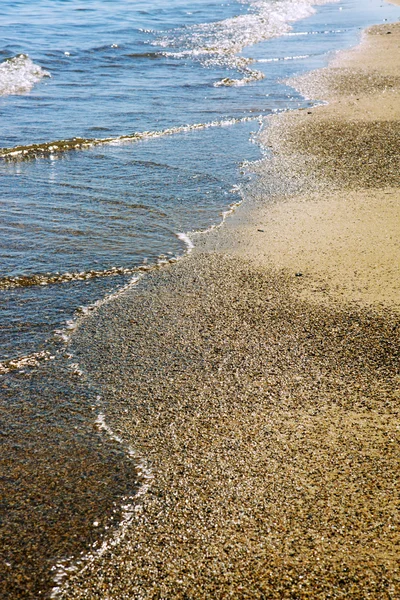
1;0;399;597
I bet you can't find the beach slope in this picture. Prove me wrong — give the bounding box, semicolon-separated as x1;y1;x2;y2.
63;19;400;600
206;21;400;309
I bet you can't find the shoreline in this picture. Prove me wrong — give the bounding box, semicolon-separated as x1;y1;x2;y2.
200;20;400;310
60;15;399;600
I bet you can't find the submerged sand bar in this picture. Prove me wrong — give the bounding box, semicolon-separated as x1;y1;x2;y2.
63;18;400;600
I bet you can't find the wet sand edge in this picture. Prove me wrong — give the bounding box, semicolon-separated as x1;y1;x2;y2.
60;17;400;600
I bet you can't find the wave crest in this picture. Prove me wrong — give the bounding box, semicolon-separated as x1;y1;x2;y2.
154;0;337;85
0;54;50;96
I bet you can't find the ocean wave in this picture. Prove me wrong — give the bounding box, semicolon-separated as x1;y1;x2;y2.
0;115;261;160
0;54;50;96
154;0;337;85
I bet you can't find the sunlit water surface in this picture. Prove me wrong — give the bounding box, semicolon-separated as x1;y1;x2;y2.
1;0;399;597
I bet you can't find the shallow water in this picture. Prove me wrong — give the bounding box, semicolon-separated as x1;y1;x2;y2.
1;0;399;597
2;0;399;364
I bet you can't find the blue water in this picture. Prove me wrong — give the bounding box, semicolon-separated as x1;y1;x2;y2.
1;0;400;597
1;0;399;364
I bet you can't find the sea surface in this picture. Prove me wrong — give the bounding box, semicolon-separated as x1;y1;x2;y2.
1;0;399;597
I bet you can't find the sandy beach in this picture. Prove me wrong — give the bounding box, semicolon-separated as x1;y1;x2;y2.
62;15;400;600
203;20;400;309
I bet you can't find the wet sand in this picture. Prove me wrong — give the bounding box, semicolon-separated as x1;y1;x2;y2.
62;18;400;600
0;355;140;599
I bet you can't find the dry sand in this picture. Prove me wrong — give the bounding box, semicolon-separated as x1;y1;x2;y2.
62;17;400;600
203;22;400;309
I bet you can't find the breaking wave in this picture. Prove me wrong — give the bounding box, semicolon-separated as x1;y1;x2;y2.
0;54;50;96
155;0;337;85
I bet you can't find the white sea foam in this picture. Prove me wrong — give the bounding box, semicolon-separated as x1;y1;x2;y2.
49;226;211;596
257;54;310;62
0;265;137;290
51;402;153;599
0;54;50;96
214;70;265;87
157;0;330;55
176;232;195;253
176;192;244;257
155;0;337;85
